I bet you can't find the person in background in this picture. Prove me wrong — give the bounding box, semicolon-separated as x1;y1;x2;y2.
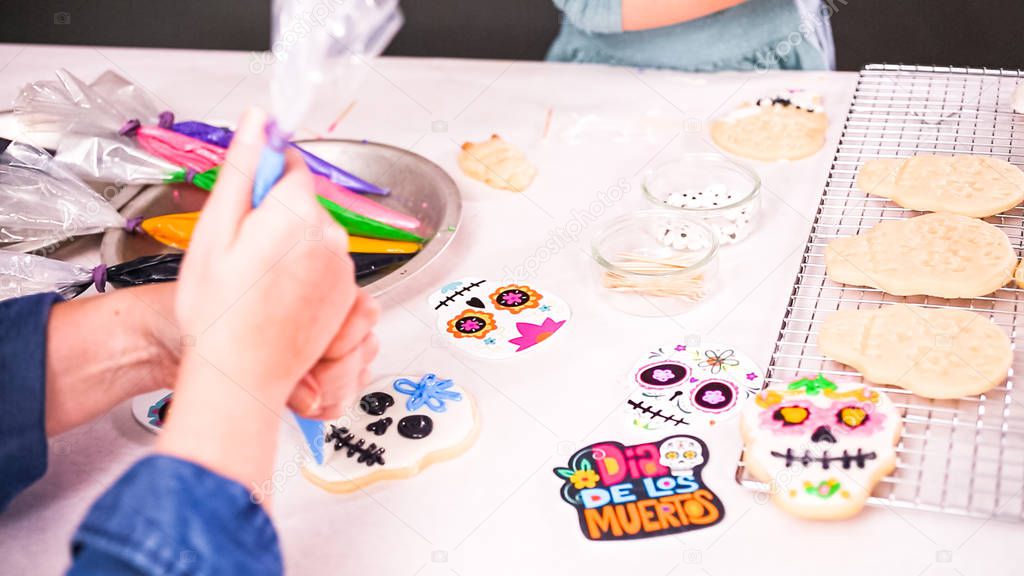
547;0;836;71
0;108;380;575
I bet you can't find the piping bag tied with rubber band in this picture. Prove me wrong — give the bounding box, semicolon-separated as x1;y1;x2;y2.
15;68;388;196
0;141;197;245
256;0;403;465
172;120;389;196
52;134;218;191
0;251;182;302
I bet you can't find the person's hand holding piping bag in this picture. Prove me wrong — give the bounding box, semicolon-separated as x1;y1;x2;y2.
158;107;380;499
0;107;379;575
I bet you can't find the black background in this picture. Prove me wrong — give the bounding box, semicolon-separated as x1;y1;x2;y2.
0;0;1020;71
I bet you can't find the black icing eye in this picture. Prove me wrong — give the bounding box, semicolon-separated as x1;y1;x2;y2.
455;315;488;334
637;362;689;388
690;379;737;413
360;392;394;416
398;415;433;439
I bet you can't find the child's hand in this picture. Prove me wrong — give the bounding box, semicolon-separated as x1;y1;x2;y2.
158;108;378;497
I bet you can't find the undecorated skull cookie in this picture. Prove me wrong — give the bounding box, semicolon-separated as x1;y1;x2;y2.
825;212;1015;298
740;375;902;520
820;304;1011;399
429;278;571;359
856;155;1024;218
626;341;763;430
303;374;478;493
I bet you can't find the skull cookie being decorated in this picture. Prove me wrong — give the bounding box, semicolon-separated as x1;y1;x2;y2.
740;375;902;520
429;278;571;359
303;374;479;493
626;341;763;430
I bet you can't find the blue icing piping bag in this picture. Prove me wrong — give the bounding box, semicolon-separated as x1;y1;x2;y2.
255;0;402;464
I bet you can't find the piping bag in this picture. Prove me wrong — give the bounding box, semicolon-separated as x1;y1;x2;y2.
0;251;180;301
14;68;387;196
0;250;412;302
256;0;402;464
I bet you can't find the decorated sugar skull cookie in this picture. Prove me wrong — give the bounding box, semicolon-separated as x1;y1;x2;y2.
626;341;763;430
303;374;478;493
740;375;902;520
429;278;571;359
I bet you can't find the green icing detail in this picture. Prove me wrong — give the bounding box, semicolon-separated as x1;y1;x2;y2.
805;480;841;499
788;374;837;395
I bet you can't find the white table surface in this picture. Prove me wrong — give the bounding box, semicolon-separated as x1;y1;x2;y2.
0;44;1021;576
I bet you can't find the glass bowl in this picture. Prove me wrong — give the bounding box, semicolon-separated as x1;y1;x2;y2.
643;155;760;244
591;210;719;316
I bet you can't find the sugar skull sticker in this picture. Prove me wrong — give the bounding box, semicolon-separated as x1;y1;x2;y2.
430;278;571;359
303;373;479;493
131;389;173;433
740;375;902;519
553;435;724;541
626;341;763;430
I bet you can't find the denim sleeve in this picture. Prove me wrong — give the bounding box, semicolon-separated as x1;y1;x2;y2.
0;292;63;512
552;0;623;33
70;455;282;576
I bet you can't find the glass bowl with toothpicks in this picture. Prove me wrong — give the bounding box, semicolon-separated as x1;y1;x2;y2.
643;155;760;245
591;210;719;316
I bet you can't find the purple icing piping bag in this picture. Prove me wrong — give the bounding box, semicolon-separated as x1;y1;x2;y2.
172;120;389;196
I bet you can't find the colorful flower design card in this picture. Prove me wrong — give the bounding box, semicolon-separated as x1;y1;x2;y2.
428;278;571;359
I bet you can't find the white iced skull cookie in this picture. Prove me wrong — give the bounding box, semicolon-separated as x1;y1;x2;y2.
429;278;571;359
627;341;763;430
740;375;902;520
303;374;478;493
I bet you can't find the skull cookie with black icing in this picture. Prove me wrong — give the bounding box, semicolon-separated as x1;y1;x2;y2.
626;341;763;430
740;375;902;520
429;278;571;359
303;374;478;493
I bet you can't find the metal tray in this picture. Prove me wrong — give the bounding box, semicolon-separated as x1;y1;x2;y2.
736;64;1024;522
101;139;461;296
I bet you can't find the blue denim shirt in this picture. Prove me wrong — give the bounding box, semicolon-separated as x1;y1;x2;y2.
0;293;282;575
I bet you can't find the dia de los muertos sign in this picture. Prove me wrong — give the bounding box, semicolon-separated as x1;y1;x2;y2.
553;435;724;541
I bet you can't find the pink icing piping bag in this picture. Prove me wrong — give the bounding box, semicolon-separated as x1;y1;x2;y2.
313;176;420;231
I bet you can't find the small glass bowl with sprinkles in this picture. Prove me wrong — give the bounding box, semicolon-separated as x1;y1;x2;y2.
643;155;761;245
591;210;719;317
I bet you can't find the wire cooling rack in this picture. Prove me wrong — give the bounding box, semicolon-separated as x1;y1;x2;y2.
736;64;1024;521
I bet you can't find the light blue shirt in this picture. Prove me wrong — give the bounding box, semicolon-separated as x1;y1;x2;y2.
548;0;835;71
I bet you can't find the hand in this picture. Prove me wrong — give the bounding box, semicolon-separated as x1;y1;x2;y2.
45;282;181;436
158;107;379;497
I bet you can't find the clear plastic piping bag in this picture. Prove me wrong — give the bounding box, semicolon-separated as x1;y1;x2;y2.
55;134;181;184
0;141;125;243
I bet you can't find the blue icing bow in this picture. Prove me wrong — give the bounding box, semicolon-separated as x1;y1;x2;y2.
393;374;462;413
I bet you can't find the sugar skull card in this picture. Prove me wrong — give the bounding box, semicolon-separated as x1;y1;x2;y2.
429;278;571;359
740;375;902;519
553;435;724;541
626;341;764;430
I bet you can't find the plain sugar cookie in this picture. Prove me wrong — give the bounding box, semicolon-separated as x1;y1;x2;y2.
458;134;536;191
819;304;1010;399
740;375;901;520
711;90;828;161
857;155;1024;217
825;212;1015;298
